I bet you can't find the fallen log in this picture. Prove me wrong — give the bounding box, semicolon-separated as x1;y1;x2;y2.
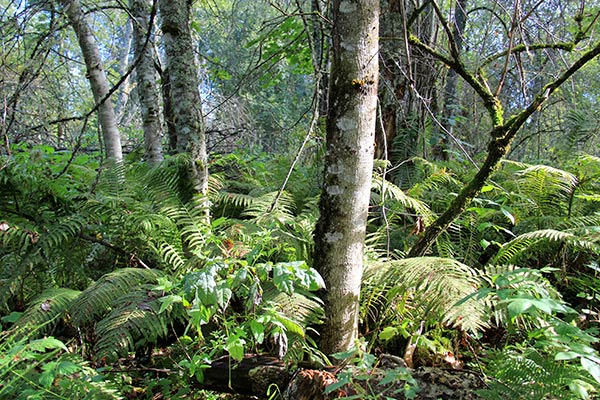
193;354;486;399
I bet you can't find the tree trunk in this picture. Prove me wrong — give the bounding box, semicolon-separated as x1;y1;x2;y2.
159;0;208;195
114;19;133;124
131;0;163;164
437;0;468;160
313;0;379;355
61;0;123;161
376;1;439;186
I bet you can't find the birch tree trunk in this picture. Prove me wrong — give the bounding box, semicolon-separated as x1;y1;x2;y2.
61;0;123;161
131;0;163;164
313;0;379;355
159;0;208;195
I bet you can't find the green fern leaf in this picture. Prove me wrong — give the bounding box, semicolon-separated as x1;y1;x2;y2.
364;257;489;333
70;268;164;326
14;288;81;337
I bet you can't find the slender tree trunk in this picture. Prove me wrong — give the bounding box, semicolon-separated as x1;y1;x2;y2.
313;0;379;355
61;0;123;161
437;0;468;160
131;0;163;164
159;0;208;195
114;19;133;124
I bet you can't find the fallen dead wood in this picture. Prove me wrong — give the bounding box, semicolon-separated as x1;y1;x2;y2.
192;354;486;399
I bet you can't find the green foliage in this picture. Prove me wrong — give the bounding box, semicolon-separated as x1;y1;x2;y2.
94;285;177;362
0;334;121;399
15;288;81;337
325;340;420;399
70;268;164;326
468;267;600;399
158;259;325;371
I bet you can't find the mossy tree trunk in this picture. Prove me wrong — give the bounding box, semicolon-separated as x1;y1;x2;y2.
313;0;379;355
61;0;123;161
131;0;163;164
159;0;208;195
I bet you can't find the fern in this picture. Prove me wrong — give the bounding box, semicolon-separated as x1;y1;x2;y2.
363;257;489;334
94;286;173;362
491;228;599;266
70;268;164;326
15;288;81;337
515;165;578;217
371;173;434;224
479;348;597;400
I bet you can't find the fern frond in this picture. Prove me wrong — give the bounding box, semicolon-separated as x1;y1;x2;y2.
515;165;578;216
491;229;599;265
242;191;296;224
94;286;171;362
38;214;87;256
479;349;596;400
371;174;434;224
477;264;562;327
262;284;324;328
157;242;187;271
364;257;488;333
70;268;164;326
15;288;81;336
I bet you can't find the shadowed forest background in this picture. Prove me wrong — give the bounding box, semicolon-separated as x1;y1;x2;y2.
1;0;600;399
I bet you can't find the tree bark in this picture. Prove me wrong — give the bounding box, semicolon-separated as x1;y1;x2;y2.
131;0;163;164
313;0;379;355
61;0;123;161
159;0;208;194
437;0;468;160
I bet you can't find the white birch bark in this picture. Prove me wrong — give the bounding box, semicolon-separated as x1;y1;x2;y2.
61;0;123;161
313;0;379;354
131;0;163;164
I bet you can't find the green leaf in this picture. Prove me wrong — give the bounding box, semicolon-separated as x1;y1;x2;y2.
28;337;67;352
225;336;246;361
581;356;600;383
506;298;534;316
215;282;232;310
379;326;399;341
500;207;516;224
274;313;304;337
555;351;580;361
56;360;80;375
1;311;23;323
250;320;265;344
568;381;590;399
158;294;182;314
273;264;294;294
39;370;55;388
185;271;217;306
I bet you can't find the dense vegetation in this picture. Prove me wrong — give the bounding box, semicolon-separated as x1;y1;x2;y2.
1;0;600;399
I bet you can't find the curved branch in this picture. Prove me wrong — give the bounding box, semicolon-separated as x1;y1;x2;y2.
408;38;600;257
